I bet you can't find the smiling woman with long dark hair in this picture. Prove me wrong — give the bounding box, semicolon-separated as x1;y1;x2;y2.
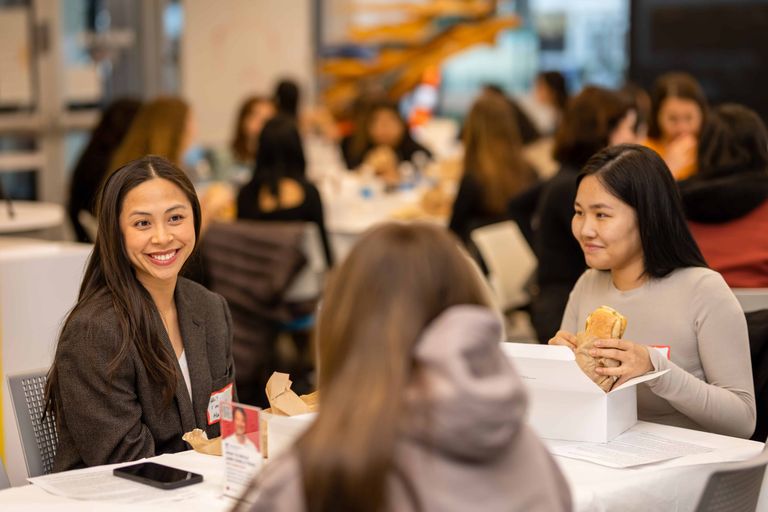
45;155;235;471
550;144;755;438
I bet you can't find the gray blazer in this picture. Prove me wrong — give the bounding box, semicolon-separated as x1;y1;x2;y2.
51;278;235;471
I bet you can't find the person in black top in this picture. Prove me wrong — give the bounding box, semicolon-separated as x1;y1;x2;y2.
67;98;141;242
531;86;638;342
449;92;537;246
237;115;333;267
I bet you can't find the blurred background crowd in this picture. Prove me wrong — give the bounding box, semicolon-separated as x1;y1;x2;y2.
2;0;768;407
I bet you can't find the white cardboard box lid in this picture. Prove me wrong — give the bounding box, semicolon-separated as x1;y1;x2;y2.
501;342;668;395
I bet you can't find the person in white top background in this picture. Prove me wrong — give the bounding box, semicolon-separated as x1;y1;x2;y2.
550;144;755;438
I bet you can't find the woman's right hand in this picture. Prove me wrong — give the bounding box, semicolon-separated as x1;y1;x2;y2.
548;330;578;351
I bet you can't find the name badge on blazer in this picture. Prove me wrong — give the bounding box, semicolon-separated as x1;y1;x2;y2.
207;382;234;425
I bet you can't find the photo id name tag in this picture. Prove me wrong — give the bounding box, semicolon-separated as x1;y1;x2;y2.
207;382;234;425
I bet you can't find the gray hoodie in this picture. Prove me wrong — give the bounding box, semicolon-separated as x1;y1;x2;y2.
243;305;572;511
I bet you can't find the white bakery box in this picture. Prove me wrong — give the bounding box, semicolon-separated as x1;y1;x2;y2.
259;412;316;459
501;343;667;443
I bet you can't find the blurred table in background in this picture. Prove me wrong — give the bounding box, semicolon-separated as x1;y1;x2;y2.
319;172;451;261
0;201;66;239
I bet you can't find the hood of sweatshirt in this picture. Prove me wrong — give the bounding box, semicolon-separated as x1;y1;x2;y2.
402;305;527;463
680;170;768;223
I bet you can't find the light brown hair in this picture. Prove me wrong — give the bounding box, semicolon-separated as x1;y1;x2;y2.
463;93;535;215
553;86;633;168
230;95;273;162
297;223;489;512
110;97;190;170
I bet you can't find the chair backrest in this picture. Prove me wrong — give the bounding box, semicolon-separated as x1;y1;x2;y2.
746;309;768;442
695;442;768;512
470;220;537;312
7;369;58;477
77;210;98;242
733;288;768;313
283;222;328;302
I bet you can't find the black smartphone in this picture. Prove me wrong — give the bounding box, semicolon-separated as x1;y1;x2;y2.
113;462;203;490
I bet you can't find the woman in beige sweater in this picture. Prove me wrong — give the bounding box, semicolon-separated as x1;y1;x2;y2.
242;223;572;512
550;144;755;438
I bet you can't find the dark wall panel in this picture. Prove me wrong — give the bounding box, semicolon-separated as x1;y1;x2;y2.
630;0;768;121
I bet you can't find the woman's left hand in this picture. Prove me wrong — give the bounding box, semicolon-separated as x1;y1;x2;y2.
590;338;654;388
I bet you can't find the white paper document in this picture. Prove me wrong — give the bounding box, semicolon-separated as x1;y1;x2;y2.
549;431;714;468
28;460;203;504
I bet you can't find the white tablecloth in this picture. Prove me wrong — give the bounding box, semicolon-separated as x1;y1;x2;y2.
0;422;764;511
320;173;447;261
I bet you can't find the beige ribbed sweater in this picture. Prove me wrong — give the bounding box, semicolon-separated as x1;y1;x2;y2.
561;267;756;438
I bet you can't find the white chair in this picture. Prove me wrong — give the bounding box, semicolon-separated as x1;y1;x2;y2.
77;210;98;241
694;442;768;511
470;220;537;313
283;223;328;302
8;369;58;477
732;288;768;313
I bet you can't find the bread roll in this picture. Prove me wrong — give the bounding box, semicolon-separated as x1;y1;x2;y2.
575;306;627;392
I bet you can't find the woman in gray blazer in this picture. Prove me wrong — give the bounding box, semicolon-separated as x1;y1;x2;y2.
45;155;236;471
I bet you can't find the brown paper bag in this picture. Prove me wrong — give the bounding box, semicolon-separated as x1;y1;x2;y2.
266;372;313;416
182;428;222;456
260;373;319;458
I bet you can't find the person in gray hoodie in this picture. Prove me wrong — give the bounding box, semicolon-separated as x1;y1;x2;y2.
238;222;572;512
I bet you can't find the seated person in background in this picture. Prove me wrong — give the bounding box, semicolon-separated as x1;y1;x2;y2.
620;81;651;141
274;78;339;142
274;79;300;121
681;104;768;287
531;86;639;343
67;98;141;242
644;72;708;180
532;70;569;135
110;97;195;172
550;144;755;438
449;92;537;246
211;95;275;183
482;83;541;145
341;99;431;184
241;223;572;512
46;156;236;471
237;115;333;267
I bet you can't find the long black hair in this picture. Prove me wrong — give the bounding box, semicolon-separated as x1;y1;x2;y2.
47;155;202;414
577;144;707;278
244;115;306;206
274;79;300;119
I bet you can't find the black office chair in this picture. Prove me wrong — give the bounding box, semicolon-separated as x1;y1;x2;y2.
746;309;768;442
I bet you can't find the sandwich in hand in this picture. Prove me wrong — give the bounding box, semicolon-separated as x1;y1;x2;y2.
575;306;626;392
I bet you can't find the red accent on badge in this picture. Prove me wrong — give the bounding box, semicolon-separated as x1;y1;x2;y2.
650;345;671;360
207;382;233;425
